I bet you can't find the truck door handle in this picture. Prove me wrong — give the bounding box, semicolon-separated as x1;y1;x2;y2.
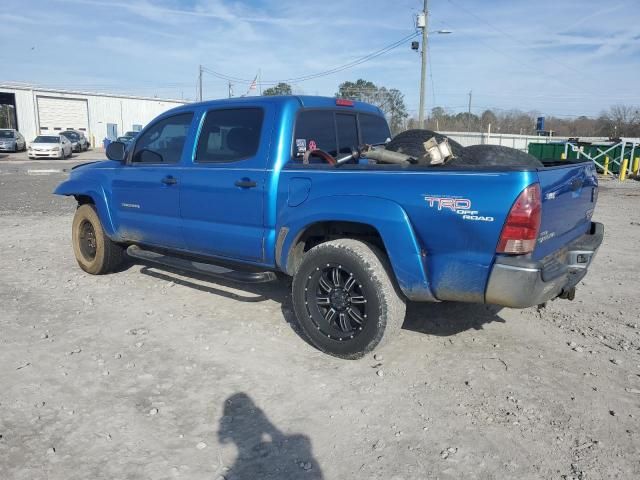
161;176;177;185
235;179;257;188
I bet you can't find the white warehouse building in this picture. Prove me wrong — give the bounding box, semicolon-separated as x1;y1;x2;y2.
0;83;187;146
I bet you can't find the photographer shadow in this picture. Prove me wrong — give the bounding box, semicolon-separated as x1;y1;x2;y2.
218;392;323;479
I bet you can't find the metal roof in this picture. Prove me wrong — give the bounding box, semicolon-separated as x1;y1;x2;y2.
0;83;187;104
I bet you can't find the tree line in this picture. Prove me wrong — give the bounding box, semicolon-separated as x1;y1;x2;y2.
263;79;639;138
416;105;640;138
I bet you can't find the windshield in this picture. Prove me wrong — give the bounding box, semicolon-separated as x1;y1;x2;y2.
0;130;14;139
61;132;79;140
34;136;60;143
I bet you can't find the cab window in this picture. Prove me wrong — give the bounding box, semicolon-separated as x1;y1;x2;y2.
336;113;358;155
195;108;264;163
293;110;391;162
132;112;193;164
294;110;337;158
359;113;391;145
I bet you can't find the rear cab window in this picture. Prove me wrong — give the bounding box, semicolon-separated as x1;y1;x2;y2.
359;113;391;145
294;111;337;158
292;109;391;163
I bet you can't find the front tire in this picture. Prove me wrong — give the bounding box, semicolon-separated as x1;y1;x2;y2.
292;239;406;359
72;204;124;274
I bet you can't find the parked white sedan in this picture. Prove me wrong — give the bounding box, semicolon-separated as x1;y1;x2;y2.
28;135;73;159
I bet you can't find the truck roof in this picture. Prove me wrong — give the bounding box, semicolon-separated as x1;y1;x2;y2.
167;95;384;116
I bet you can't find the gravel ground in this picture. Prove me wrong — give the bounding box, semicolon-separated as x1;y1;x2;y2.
1;160;639;480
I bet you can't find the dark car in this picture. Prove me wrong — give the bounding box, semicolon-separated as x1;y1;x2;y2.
61;130;89;152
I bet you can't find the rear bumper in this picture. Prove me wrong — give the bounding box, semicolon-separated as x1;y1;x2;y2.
485;222;604;308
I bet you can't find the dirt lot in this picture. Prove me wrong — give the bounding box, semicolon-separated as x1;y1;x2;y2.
1;157;639;480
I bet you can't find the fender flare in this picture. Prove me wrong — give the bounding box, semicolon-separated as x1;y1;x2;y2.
277;195;437;302
53;179;117;237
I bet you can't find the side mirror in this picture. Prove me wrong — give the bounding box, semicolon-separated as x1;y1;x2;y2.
106;141;127;162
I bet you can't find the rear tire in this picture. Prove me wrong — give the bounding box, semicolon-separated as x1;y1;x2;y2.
450;144;543;168
292;239;406;359
72;204;124;274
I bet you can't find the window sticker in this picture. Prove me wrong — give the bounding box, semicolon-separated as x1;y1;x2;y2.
296;138;307;153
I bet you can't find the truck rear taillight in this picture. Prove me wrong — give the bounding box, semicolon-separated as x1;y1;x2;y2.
497;183;541;254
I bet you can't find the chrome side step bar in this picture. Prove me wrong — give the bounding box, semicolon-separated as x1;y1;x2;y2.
126;245;277;284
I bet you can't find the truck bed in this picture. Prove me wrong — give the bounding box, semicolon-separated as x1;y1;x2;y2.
278;160;598;304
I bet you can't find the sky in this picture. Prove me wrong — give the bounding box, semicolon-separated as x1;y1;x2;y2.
1;0;639;119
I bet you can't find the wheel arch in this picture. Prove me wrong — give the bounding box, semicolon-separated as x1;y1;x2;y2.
282;220;385;276
277;195;438;302
54;180;117;237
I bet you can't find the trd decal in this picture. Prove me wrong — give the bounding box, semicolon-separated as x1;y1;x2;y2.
424;195;494;222
424;196;471;211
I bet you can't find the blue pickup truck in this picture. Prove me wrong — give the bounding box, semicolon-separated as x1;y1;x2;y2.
55;96;603;358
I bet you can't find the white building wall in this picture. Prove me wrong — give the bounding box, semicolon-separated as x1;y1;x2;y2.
0;84;186;146
86;95;185;144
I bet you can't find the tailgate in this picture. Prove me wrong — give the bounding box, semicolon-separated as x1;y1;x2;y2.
534;161;598;259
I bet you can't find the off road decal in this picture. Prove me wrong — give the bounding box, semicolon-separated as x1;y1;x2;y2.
423;195;494;222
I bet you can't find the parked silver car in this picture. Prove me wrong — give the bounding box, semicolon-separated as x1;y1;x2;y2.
61;130;89;152
0;129;27;152
28;135;73;159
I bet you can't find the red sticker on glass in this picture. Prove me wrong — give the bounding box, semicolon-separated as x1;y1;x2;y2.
308;140;317;151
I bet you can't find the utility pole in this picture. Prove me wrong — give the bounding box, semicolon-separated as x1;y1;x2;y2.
418;0;428;128
467;90;472;132
228;81;233;98
198;65;203;102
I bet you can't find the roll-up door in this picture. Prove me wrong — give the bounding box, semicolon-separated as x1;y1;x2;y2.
37;96;89;133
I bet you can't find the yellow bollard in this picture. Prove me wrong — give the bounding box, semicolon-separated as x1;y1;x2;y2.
620;158;629;181
633;157;640;175
560;152;567;160
604;156;609;175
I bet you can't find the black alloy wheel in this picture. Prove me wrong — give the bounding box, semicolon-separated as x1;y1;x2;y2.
304;263;368;341
292;239;406;359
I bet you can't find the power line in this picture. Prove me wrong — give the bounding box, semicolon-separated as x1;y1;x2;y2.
200;31;420;86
